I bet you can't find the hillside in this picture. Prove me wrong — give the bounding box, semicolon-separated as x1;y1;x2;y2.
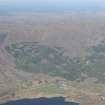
0;13;105;105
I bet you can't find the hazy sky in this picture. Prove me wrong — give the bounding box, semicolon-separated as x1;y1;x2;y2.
0;0;104;12
0;0;104;4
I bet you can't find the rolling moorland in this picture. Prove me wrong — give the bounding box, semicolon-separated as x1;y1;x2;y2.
0;13;105;105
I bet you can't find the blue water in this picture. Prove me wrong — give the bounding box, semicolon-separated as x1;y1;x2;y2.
1;97;79;105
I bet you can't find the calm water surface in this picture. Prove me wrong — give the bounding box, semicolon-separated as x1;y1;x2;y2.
1;97;79;105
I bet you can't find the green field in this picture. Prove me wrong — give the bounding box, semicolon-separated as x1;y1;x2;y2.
35;83;64;94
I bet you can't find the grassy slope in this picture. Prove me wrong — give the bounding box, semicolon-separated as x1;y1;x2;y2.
5;40;105;84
